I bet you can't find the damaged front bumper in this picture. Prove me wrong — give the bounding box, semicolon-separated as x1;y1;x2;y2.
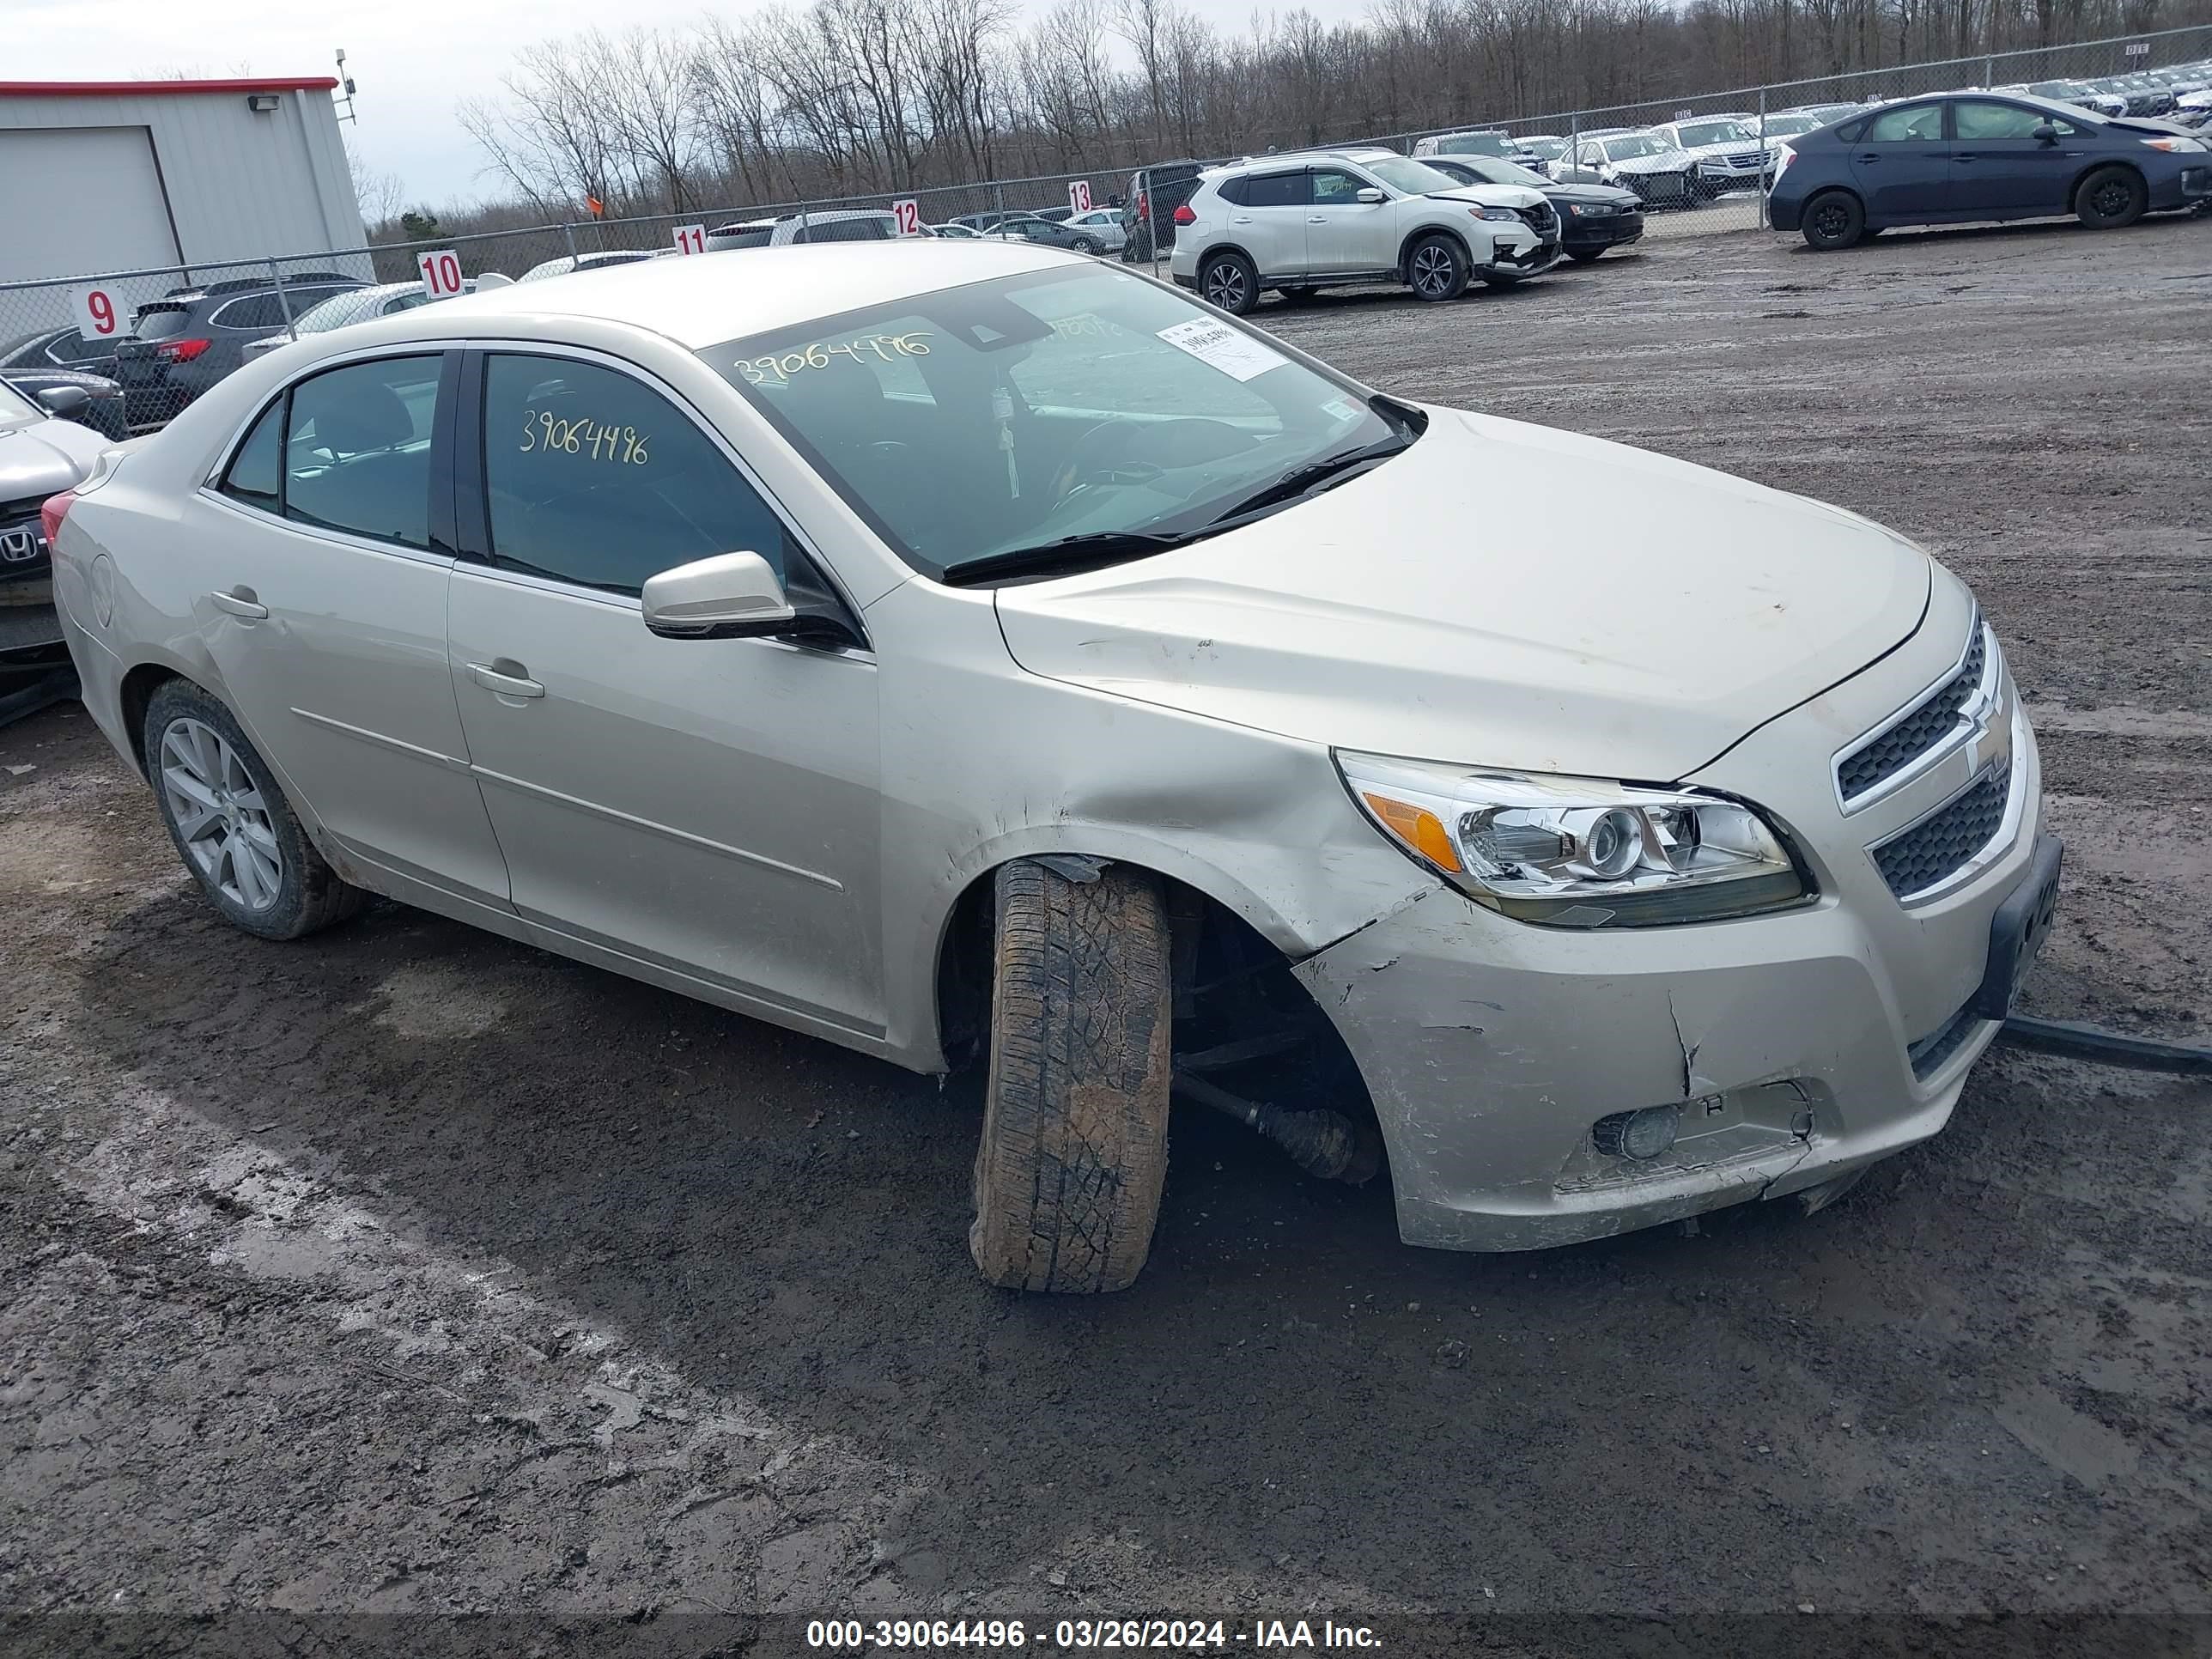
1291;696;2045;1254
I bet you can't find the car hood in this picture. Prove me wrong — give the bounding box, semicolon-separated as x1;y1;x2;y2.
1426;184;1548;210
0;416;106;501
1607;151;1693;173
994;407;1932;783
1540;181;1643;208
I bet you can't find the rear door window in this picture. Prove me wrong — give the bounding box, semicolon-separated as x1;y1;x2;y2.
283;355;444;549
1864;104;1946;142
1241;171;1310;208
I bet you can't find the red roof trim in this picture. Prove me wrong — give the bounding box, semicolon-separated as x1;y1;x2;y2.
0;77;339;98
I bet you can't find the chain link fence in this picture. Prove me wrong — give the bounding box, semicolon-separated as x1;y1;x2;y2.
3;25;2205;440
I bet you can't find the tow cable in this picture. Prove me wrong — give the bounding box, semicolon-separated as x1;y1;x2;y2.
1997;1015;2212;1076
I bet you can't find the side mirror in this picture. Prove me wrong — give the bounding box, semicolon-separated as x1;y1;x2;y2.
1356;186;1388;204
641;551;795;640
35;385;92;417
2032;123;2060;143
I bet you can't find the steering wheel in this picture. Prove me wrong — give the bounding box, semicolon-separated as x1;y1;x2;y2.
1050;418;1260;507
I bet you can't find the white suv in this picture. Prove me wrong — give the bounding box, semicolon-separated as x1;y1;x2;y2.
1170;148;1559;313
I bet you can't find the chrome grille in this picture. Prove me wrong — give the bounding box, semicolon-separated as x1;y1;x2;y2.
1872;765;2010;899
1838;627;1989;805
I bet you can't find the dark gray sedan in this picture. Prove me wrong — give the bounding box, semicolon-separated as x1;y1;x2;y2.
1769;92;2211;249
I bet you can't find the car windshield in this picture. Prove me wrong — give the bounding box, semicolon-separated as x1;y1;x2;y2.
0;377;37;424
703;264;1403;580
1761;113;1826;135
1432;132;1509;155
290;289;385;334
1460;157;1548;189
1520;137;1567;156
1364;155;1462;194
1601;134;1670;159
1674;119;1755;147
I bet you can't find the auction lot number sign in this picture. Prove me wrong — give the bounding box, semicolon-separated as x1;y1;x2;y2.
72;283;125;343
418;248;466;300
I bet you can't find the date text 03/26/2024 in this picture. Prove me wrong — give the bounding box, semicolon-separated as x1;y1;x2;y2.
807;1620;1384;1650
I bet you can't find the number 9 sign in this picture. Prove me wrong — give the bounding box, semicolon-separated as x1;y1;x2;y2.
73;284;122;343
892;199;921;237
418;248;466;300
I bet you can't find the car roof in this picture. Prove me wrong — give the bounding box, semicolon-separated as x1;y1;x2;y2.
351;240;1070;351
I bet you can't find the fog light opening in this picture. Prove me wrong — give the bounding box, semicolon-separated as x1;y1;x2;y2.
1592;1103;1681;1161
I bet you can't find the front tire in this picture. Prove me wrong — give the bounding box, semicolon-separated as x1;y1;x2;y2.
1406;234;1470;301
2075;165;2148;229
1200;252;1259;314
143;679;368;941
969;860;1172;1294
1801;189;1866;250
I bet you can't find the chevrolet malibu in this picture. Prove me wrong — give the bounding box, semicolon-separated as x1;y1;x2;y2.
44;244;2060;1292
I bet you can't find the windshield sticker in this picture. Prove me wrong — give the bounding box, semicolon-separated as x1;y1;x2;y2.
1047;313;1130;339
519;411;649;464
1155;318;1287;382
735;332;933;386
1322;398;1363;423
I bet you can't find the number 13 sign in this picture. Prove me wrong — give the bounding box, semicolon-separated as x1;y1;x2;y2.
1068;180;1093;215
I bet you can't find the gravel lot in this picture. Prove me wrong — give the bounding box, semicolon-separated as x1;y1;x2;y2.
4;216;2209;1656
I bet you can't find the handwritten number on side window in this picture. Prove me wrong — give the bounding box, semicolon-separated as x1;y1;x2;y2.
518;410;650;465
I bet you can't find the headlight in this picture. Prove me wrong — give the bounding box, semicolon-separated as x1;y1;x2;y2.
1567;202;1614;216
1336;750;1811;928
1468;205;1522;222
2140;135;2205;151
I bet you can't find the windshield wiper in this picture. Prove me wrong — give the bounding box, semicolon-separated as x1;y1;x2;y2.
1203;434;1410;526
938;531;1193;588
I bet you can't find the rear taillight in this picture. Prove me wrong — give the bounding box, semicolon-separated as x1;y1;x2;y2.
155;337;213;363
40;492;75;545
1172;203;1197;225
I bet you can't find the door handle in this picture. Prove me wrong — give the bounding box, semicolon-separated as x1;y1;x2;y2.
467;659;544;699
1231;216;1254;224
1856;152;1881;163
1307;216;1329;223
209;586;267;620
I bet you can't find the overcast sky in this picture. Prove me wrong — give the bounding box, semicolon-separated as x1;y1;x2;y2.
10;0;1370;210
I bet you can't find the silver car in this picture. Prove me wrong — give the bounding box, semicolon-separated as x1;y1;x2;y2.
46;244;2058;1291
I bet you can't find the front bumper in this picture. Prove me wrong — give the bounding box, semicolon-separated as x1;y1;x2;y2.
1294;599;2049;1254
1561;210;1645;250
1479;234;1557;274
1621;170;1695;207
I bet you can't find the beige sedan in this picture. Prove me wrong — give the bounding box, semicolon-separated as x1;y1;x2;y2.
45;242;2057;1291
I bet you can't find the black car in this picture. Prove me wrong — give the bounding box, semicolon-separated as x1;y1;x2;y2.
0;369;130;441
1421;155;1645;260
109;276;365;426
1121;160;1206;262
1768;92;2212;249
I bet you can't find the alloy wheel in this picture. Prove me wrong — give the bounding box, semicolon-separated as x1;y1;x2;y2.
159;716;284;911
1203;264;1249;308
1812;201;1850;240
1411;245;1455;296
2090;178;2131;218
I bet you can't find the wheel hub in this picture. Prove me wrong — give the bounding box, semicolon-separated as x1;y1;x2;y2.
159;715;284;912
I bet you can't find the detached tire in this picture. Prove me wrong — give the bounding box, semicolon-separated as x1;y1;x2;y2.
2075;165;2148;229
969;860;1172;1294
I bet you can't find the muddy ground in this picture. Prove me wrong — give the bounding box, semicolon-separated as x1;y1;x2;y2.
3;217;2210;1656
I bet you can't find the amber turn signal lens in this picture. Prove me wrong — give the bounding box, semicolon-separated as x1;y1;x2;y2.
1361;792;1463;874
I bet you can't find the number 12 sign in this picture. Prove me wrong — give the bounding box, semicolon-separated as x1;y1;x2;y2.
418;248;466;300
72;283;124;344
672;223;708;256
892;199;921;236
1067;180;1093;215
